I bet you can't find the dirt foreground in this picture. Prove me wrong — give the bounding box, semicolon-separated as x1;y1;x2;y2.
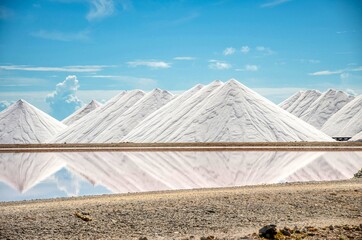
1;180;361;239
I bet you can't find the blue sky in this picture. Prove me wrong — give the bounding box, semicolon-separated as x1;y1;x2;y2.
0;0;361;119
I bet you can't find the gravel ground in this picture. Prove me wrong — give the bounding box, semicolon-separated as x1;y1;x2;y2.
0;179;361;239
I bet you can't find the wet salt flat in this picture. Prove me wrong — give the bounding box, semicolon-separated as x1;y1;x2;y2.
0;151;361;202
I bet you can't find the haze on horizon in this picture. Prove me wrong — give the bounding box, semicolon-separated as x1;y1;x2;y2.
0;0;361;120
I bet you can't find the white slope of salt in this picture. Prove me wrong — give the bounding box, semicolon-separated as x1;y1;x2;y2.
126;79;333;142
93;89;174;143
0;100;67;144
123;81;222;142
350;131;362;142
285;152;362;182
279;90;321;117
0;152;65;193
299;89;354;129
51;90;145;143
62;100;102;126
321;95;362;137
56;151;361;194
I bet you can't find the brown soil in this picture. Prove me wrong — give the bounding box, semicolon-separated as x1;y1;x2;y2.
1;180;361;239
1;142;362;152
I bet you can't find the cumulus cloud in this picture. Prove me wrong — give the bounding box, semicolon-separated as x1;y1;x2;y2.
208;60;232;70
87;0;115;21
46;75;83;120
0;100;11;112
127;60;171;69
241;46;250;54
223;47;236;56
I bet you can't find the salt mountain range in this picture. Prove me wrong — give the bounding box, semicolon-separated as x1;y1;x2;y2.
0;79;361;143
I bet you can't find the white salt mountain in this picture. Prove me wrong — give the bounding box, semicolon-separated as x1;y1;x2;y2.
298;89;354;129
93;89;174;143
279;90;321;117
52;90;146;143
350;131;362;142
321;95;362;137
124;79;333;142
123;80;222;142
62;100;102;126
0;100;66;144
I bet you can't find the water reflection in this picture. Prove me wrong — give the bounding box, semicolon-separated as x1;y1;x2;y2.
0;151;361;201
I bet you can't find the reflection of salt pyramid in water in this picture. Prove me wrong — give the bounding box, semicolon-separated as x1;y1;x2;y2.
0;152;65;193
0;100;66;143
58;151;327;193
285;152;362;182
62;100;102;126
125;79;333;142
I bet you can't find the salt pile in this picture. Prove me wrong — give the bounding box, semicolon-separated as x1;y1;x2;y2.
92;88;174;143
298;89;354;129
62;100;102;126
350;131;362;142
0;100;66;143
320;95;362;137
124;79;333;142
279;90;321;117
52;90;145;143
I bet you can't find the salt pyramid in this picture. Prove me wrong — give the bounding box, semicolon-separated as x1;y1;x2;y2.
350;131;362;142
124;79;333;142
62;100;102;126
93;88;174;143
0;99;66;143
51;90;145;143
279;90;321;117
298;89;354;129
321;95;362;137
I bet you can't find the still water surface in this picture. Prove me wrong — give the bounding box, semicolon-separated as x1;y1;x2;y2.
0;151;361;202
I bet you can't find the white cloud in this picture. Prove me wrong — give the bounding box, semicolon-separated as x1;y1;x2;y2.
235;64;259;72
245;64;259;71
0;65;110;72
340;72;349;80
241;46;250;54
208;60;232;70
256;46;275;55
46;75;83;120
309;66;362;76
309;70;342;76
127;60;171;69
345;89;357;96
223;47;236;56
173;57;195;60
31;29;90;42
87;0;115;21
261;0;291;8
299;59;320;64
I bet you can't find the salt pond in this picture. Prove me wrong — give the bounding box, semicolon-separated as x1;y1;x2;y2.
0;151;361;201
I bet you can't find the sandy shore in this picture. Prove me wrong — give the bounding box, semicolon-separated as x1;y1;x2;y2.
1;142;362;152
1;179;361;239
